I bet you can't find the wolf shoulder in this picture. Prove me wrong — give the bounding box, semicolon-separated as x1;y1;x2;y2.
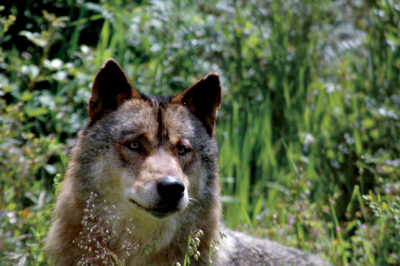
217;229;330;266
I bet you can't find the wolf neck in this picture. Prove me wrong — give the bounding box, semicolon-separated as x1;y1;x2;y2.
96;195;222;265
123;200;222;265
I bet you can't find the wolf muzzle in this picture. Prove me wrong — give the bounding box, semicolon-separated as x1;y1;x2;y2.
134;176;186;219
157;176;185;204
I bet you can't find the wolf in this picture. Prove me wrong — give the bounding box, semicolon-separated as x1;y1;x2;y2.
46;58;329;265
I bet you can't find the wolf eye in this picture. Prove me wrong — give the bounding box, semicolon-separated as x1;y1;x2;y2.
177;145;190;156
127;141;142;152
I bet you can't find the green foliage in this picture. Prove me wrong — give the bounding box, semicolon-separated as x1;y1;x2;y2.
0;0;399;265
182;229;204;266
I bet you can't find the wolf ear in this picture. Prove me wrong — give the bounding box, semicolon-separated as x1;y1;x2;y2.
88;58;141;123
172;72;222;135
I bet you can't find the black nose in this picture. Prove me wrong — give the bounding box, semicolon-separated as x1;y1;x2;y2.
157;176;185;201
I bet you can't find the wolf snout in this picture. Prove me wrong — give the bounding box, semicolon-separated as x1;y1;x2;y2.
157;176;185;202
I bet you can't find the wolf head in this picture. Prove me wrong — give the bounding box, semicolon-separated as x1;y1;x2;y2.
74;59;221;224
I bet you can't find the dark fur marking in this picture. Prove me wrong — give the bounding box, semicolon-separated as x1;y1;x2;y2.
158;107;164;145
140;93;171;108
136;94;171;147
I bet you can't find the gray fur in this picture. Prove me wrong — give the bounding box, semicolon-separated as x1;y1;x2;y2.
220;229;329;265
46;59;329;266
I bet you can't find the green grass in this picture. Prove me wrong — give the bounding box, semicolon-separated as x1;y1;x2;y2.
1;0;399;265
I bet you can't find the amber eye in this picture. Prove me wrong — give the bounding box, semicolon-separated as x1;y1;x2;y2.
177;145;190;156
126;141;142;152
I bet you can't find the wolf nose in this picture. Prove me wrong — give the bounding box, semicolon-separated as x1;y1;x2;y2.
157;176;185;200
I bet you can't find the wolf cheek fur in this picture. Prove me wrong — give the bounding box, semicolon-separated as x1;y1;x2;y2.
46;58;329;265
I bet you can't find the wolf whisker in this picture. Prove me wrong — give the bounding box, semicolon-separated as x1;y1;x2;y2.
187;197;202;208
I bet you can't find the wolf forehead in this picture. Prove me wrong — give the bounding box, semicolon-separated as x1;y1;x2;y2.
104;97;199;141
85;58;222;141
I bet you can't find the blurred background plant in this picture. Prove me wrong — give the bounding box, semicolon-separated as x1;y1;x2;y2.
0;0;399;265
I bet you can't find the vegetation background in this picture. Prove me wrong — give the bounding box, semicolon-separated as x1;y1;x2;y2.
1;0;399;265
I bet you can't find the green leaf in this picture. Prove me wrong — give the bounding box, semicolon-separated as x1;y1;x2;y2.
26;108;48;117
